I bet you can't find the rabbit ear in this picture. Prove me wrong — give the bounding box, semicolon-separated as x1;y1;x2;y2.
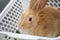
30;0;48;11
29;0;37;9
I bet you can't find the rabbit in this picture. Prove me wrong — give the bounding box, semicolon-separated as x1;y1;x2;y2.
18;0;60;38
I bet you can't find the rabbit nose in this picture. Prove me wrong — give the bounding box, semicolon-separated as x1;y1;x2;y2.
19;26;23;29
19;24;23;28
20;24;24;28
21;24;24;26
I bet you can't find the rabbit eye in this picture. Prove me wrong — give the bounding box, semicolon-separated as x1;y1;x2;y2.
29;17;32;21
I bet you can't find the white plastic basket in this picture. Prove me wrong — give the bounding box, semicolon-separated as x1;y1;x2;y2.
0;0;60;40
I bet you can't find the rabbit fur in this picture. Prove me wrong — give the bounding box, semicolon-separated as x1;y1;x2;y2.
18;0;60;38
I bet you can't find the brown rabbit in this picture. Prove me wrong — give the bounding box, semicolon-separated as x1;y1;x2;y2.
18;0;60;38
